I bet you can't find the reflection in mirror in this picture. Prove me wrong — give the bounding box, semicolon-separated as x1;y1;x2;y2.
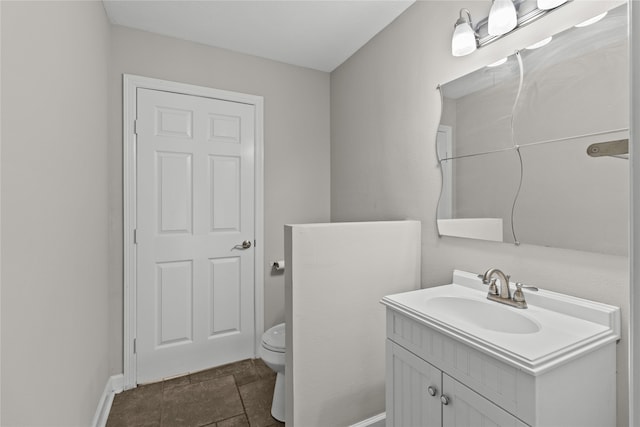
436;4;628;255
437;150;521;243
511;3;628;255
438;54;521;159
515;139;628;255
515;5;628;147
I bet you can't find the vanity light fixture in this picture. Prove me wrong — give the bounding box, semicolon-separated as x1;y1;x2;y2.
536;0;568;11
575;11;608;28
488;0;518;36
525;36;552;49
451;9;477;57
450;0;569;57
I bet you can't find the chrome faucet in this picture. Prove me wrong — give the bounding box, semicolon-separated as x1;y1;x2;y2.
482;268;511;300
481;268;537;309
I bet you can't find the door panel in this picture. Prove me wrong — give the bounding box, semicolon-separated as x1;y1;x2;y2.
210;156;240;231
157;152;193;234
156;261;193;346
155;107;193;138
209;114;241;143
209;257;241;335
136;88;255;384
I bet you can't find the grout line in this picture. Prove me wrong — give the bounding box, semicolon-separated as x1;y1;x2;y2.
236;371;249;416
213;413;250;426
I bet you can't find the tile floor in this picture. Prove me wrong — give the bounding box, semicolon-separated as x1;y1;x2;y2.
106;359;284;427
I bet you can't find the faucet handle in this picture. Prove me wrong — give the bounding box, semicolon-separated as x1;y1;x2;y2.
488;278;499;295
513;282;538;304
516;282;539;292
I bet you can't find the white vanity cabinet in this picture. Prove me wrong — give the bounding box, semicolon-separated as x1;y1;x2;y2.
388;340;526;427
383;270;621;427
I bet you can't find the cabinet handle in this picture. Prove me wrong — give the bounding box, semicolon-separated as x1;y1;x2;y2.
440;394;450;405
427;386;437;397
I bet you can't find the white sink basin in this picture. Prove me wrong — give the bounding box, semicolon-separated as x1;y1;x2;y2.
423;296;541;334
381;270;621;375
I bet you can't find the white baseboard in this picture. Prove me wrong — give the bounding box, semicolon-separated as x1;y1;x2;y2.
92;374;124;427
349;412;386;427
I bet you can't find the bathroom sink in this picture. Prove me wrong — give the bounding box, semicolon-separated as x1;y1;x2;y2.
423;296;541;334
381;270;621;374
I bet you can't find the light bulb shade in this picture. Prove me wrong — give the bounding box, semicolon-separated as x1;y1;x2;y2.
487;57;508;68
451;21;477;56
488;0;517;36
536;0;567;10
525;36;552;50
575;12;608;28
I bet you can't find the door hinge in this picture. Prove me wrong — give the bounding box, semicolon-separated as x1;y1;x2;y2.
133;229;137;244
133;338;137;354
133;119;138;135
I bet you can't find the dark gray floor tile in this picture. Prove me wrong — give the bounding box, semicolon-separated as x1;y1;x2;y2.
161;374;244;427
107;382;163;427
252;359;275;380
216;414;251;427
191;359;259;387
163;374;191;391
107;360;280;427
238;377;282;427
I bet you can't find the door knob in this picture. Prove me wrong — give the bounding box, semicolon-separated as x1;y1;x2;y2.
440;394;450;405
427;386;437;397
233;240;252;250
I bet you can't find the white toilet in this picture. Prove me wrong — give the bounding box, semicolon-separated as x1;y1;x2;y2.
260;323;285;422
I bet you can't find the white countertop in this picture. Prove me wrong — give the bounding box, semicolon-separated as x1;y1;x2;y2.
381;270;620;375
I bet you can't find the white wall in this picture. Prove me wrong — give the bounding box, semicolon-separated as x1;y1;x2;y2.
330;1;630;425
0;1;111;425
108;27;331;373
285;221;421;426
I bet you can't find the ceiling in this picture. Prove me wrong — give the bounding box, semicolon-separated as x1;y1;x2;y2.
102;0;415;72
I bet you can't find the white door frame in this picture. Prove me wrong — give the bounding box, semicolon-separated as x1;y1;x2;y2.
122;74;264;389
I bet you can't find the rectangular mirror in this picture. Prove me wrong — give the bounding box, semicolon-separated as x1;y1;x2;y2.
436;4;628;255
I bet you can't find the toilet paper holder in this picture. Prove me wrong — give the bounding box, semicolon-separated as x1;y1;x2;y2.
272;260;285;271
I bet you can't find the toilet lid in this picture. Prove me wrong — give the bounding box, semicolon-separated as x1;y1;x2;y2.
262;323;285;352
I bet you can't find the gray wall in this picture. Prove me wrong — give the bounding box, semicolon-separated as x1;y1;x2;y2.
108;26;331;374
285;221;421;425
1;1;111;425
330;1;629;425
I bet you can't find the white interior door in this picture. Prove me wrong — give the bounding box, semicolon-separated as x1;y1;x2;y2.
136;88;255;384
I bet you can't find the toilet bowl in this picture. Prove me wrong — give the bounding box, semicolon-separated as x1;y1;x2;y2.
260;323;285;422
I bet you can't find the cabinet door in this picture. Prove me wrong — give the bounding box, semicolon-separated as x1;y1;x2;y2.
442;374;528;427
387;340;442;427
